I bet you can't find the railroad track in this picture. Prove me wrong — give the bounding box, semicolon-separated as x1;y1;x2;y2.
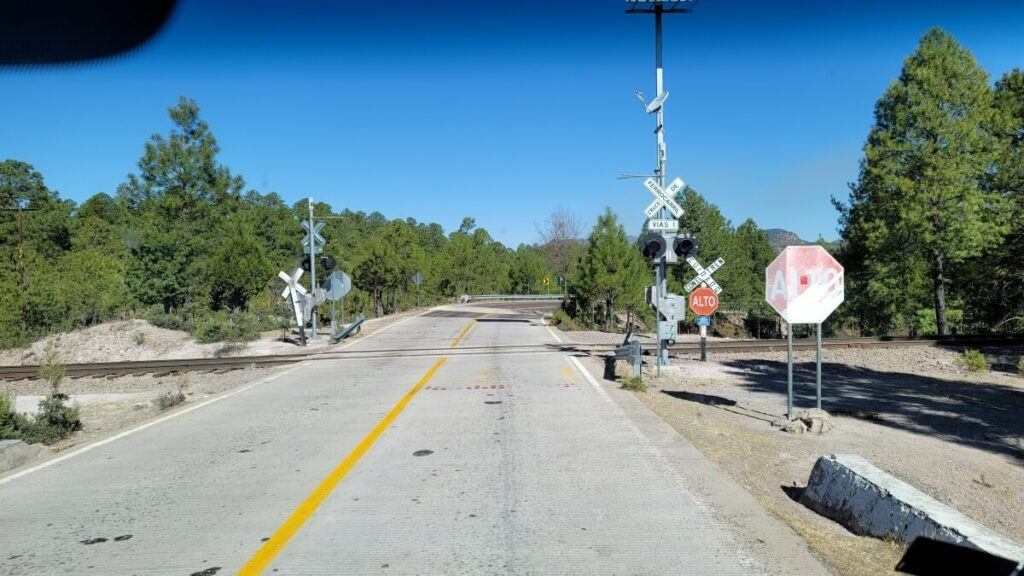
0;335;1018;380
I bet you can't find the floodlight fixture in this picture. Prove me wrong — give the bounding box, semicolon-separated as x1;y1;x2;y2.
645;90;669;114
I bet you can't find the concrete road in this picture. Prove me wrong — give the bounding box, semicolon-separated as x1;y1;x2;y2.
0;303;827;575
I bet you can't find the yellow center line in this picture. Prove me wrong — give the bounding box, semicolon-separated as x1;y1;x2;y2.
449;320;476;348
236;357;447;576
237;317;479;575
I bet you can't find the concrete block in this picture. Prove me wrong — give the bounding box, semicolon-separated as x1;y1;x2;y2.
801;454;1024;564
0;439;48;473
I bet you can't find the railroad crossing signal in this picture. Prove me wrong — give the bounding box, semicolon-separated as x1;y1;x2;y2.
643;177;685;219
302;219;325;254
684;256;724;294
641;232;697;265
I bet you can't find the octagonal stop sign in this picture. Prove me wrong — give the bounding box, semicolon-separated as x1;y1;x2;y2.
765;245;844;324
689;286;719;317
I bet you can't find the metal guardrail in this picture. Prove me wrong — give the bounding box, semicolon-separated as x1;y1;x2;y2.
614;340;643;376
331;314;366;344
460;294;564;302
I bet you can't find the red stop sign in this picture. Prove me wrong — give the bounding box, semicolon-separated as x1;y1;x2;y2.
689;286;719;316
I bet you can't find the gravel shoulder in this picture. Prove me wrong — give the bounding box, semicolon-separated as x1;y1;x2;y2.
623;343;1024;575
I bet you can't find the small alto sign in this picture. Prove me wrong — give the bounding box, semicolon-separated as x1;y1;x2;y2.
688;285;719;317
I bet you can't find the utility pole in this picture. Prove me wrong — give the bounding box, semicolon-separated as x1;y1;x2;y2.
628;0;696;368
1;202;34;288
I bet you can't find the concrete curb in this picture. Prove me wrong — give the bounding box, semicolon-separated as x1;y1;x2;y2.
801;454;1024;564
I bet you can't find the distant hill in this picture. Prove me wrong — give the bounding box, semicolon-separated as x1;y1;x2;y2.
765;229;810;251
764;229;839;253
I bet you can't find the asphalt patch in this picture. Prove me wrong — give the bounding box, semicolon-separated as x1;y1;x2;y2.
80;538;107;545
113;534;132;542
190;568;221;576
413;449;433;457
484;400;502;405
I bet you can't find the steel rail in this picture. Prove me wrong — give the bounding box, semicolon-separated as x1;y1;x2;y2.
1;335;1018;380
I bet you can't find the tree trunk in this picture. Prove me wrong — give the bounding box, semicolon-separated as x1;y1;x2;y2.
932;250;948;336
605;298;613;332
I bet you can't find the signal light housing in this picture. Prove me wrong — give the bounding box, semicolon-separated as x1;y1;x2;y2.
641;234;667;262
673;234;698;260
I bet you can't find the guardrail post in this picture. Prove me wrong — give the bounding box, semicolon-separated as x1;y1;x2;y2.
632;340;642;376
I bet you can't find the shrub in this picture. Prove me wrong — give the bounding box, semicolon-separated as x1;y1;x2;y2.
156;373;190;410
141;305;190;332
155;390;185;410
195;310;264;344
0;391;82;445
132;331;146;345
620;375;647;392
549;309;579;331
38;340;65;395
0;393;18;440
23;394;82;443
959;349;989;372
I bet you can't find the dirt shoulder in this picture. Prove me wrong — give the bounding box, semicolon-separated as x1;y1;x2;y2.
625;343;1024;576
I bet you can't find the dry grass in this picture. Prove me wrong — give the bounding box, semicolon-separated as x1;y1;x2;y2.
620;375;647;392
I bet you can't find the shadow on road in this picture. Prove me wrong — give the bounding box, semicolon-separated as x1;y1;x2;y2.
720;359;1024;462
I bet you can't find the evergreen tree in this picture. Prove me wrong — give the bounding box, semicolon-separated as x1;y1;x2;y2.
575;209;648;331
982;69;1024;330
118;96;245;312
208;222;272;310
837;28;1007;334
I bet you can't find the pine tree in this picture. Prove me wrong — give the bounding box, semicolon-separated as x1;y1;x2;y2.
575;209;648;331
118;96;245;312
839;28;1007;335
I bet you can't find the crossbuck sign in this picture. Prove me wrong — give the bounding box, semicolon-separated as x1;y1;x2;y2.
643;177;685;219
684;256;725;294
302;219;325;254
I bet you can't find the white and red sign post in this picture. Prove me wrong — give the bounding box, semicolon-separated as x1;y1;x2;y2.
765;246;844;420
689;286;719;361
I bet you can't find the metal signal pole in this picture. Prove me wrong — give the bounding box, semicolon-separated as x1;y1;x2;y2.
628;0;695;368
308;197;317;341
654;5;668;368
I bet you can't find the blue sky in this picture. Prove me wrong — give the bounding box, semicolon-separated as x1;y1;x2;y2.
2;0;1022;246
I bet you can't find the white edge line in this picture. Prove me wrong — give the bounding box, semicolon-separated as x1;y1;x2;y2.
540;317;563;344
0;305;440;487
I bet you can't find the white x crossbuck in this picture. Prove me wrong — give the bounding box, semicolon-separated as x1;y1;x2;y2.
302;219;325;252
279;267;309;327
643;177;686;219
684;256;725;294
